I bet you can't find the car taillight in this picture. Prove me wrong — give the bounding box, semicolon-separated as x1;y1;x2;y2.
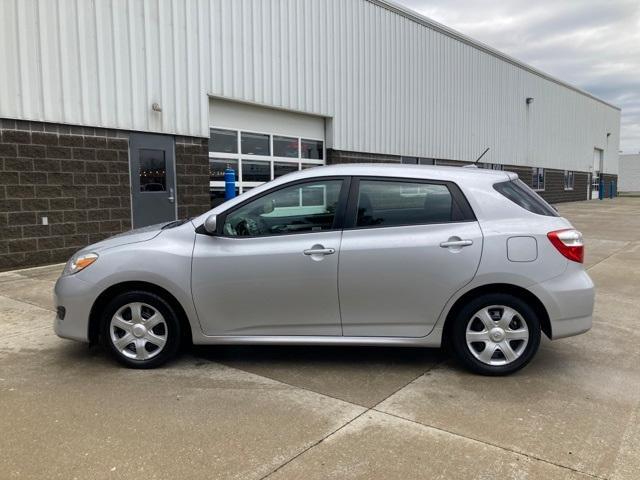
547;229;584;263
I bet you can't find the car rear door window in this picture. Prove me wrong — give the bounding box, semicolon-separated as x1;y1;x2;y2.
354;179;461;227
494;179;558;217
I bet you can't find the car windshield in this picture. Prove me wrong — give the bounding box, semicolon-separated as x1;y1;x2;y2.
493;179;558;217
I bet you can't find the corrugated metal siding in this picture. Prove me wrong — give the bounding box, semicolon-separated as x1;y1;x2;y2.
619;154;640;191
0;0;620;173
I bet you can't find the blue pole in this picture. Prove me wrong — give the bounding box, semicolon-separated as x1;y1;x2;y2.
599;180;604;200
610;180;614;199
224;167;236;200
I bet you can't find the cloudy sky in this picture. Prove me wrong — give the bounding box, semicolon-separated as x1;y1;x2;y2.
395;0;640;153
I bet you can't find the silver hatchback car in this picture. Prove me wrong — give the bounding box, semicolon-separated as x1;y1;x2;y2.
54;164;594;375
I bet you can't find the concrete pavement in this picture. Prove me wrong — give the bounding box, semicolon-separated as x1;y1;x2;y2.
1;198;639;479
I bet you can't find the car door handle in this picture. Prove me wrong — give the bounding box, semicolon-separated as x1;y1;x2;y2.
440;239;473;248
303;247;335;256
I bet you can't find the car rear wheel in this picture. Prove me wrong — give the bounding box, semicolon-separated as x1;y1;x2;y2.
451;293;541;375
101;291;181;368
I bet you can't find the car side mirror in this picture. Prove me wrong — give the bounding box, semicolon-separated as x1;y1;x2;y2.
263;198;275;214
204;214;218;234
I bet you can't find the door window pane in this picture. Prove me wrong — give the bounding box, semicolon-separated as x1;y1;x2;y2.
274;162;298;178
301;163;317;170
209;128;238;153
210;158;238;182
210;187;239;208
241;132;270;155
301;139;323;159
356;180;453;227
242;160;270;182
532;167;545;191
139;149;166;192
273;136;299;158
223;180;343;237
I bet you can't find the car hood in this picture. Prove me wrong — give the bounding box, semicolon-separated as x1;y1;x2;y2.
84;223;167;253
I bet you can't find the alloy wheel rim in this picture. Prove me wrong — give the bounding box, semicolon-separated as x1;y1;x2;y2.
465;305;529;366
109;302;168;360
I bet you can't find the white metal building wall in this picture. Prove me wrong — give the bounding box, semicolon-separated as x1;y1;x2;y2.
0;0;621;174
619;155;640;192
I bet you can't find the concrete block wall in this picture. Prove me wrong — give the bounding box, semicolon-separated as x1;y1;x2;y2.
0;120;211;272
327;148;597;204
0;120;132;271
175;137;211;219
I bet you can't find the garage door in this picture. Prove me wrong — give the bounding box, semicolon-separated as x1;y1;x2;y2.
208;98;326;207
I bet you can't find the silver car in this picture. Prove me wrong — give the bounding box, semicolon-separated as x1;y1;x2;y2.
54;164;593;375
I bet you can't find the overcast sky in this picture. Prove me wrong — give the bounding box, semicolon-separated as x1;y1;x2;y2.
395;0;640;154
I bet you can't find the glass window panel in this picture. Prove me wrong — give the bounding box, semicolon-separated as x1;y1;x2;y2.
209;128;238;153
210;187;239;208
356;180;453;227
301;139;323;159
419;158;435;165
139;149;166;192
532;167;545;190
273;136;299;158
241;160;270;182
401;157;419;165
209;158;238;182
241;132;270;156
494;179;558;217
301;163;317;170
274;162;298;178
223;180;343;237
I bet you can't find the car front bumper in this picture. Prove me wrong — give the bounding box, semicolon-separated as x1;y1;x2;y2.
528;264;595;340
53;273;96;343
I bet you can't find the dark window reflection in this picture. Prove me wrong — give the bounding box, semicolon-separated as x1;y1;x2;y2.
274;162;298;178
210;158;238;182
209;128;238;153
241;132;270;155
301;139;323;159
210;187;239;208
273;136;299;158
139;149;166;192
242;160;270;182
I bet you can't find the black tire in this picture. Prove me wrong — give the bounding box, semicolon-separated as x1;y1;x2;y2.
450;293;541;376
101;290;181;369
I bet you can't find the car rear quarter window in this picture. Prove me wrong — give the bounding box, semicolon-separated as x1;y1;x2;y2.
494;179;558;217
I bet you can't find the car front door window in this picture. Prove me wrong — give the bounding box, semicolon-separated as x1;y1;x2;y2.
222;180;343;236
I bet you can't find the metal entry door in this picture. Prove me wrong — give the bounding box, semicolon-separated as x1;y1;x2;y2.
129;133;177;228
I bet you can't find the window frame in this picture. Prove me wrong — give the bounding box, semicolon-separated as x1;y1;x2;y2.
212;176;351;238
564;170;575;191
208;126;325;197
532;167;545;191
342;176;476;230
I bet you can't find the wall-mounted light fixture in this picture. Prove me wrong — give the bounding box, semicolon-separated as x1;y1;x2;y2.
526;97;534;105
152;103;162;112
606;132;611;138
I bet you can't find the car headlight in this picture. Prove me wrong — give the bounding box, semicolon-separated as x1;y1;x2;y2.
63;252;99;276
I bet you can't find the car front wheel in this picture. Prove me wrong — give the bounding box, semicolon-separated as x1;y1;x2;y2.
451;293;541;375
101;291;181;368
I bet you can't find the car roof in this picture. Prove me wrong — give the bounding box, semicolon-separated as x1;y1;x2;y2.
286;163;515;184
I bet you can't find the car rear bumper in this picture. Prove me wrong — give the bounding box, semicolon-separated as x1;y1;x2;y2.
53;274;95;343
528;264;594;340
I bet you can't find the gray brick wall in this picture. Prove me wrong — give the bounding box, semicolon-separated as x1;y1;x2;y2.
327;148;593;204
175;137;210;219
0;119;132;271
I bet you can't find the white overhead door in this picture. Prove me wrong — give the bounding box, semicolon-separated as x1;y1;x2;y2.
208;98;326;206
